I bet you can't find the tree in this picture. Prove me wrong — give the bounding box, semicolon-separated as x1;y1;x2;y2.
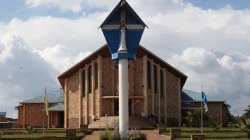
243;106;250;120
184;108;210;127
239;117;250;139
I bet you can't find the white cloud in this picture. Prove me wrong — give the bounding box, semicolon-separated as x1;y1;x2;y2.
25;0;83;12
36;44;92;73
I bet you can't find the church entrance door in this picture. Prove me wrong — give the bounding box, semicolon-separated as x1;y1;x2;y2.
59;112;64;128
114;99;132;116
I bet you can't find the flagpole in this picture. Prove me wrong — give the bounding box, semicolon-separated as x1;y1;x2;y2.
43;87;46;137
201;85;203;135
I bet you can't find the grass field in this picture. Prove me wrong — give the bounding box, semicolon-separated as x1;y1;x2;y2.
0;129;91;138
153;127;248;139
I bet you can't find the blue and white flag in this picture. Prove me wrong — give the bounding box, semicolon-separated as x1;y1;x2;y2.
202;92;209;114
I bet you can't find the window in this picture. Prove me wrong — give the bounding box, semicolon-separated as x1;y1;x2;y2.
147;61;151;89
115;60;130;72
95;61;98;89
153;65;157;93
89;65;92;93
82;70;85;97
160;69;163;97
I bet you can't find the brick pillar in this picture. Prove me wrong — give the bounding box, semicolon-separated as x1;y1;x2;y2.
170;129;181;139
23;104;25;128
79;68;82;127
85;64;89;124
164;68;167;125
142;55;148;117
98;56;102;118
64;78;68;128
150;59;154;115
92;60;95;117
220;102;222;124
157;64;160;124
191;135;205;140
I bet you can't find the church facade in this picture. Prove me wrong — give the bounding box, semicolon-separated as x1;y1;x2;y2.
15;44;230;128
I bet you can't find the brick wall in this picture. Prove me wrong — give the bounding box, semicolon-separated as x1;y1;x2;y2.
67;71;80;128
102;58;113;96
166;71;179;127
24;103;48;128
134;58;143;96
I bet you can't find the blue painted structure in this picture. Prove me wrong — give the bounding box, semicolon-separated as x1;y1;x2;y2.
99;1;147;60
182;89;224;102
0;112;6;115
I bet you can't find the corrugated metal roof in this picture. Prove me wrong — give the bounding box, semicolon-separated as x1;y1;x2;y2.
0;112;6;115
181;103;200;109
182;89;225;102
48;103;64;110
21;90;64;103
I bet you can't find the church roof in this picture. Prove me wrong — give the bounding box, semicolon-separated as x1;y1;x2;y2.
20;90;64;103
0;112;6;115
57;44;188;89
181;103;200;109
47;103;64;111
181;89;225;102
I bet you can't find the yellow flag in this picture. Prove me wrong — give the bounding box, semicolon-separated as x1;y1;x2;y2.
43;87;49;116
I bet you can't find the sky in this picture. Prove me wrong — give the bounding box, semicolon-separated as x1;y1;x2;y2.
0;0;250;119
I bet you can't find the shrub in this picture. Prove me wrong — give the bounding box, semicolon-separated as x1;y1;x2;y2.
210;122;223;132
228;121;240;128
0;131;3;139
25;125;37;134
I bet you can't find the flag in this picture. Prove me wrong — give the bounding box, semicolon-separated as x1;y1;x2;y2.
43;87;49;116
202;92;209;114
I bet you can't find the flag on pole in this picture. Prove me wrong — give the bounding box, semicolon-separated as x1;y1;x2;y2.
202;91;209;114
43;87;49;116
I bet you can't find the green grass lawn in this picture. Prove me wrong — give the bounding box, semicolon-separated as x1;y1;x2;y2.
175;138;249;140
155;127;243;131
0;131;87;138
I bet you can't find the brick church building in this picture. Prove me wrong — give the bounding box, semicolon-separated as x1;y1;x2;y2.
15;44;231;128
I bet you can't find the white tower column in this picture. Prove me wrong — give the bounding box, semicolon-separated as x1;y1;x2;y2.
119;58;129;139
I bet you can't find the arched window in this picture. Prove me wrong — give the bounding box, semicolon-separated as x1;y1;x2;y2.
153;65;157;93
82;70;85;97
160;69;163;97
147;61;151;89
95;61;98;89
89;65;92;93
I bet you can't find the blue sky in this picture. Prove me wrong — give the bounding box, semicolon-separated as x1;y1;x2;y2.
0;0;250;120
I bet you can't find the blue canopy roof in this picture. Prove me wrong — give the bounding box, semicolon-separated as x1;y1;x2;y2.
48;103;64;110
0;112;6;115
21;90;64;103
181;89;224;102
99;1;148;29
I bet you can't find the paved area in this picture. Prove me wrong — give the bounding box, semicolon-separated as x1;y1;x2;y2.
82;130;168;140
88;116;155;129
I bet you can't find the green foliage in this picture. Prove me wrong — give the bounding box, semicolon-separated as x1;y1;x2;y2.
0;131;3;139
243;107;250;120
184;109;210;127
228;121;240;128
239;117;250;138
210;122;223;132
25;125;37;134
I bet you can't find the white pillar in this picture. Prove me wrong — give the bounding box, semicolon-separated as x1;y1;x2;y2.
119;58;129;139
